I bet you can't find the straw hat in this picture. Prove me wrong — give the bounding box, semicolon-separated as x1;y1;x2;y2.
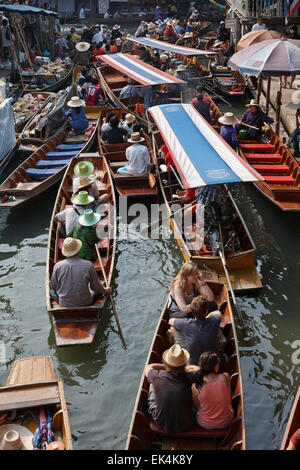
78;209;101;227
76;176;96;191
128;132;145;143
73;160;94;177
71;190;94;206
148;22;156;31
62;237;82;257
218;112;238;126
162;344;190;368
113;24;120;30
246;99;260;107
125;113;136;124
0;424;33;450
160;54;169;63
214;40;225;47
116;37;122;45
67;96;85;108
167;20;174;26
176;64;186;72
75;41;90;52
183;32;193;39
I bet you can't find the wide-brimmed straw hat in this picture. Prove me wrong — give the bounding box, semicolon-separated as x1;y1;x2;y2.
128;132;145;143
214;39;225;47
176;64;186;72
183;32;193;39
125;113;136;124
62;237;82;257
160;54;169;62
67;96;85;108
0;424;33;451
162;344;190;367
78;209;101;227
167;20;174;26
246;99;260;107
73;160;94;177
113;24;120;30
218;112;238;126
71;190;94;206
76;176;96;191
75;41;90;52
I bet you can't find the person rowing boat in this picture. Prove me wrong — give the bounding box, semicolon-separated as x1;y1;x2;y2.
235;99;274;140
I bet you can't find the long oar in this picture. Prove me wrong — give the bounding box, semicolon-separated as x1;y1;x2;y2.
95;244;127;349
218;225;244;327
202;81;232;107
238;122;259;131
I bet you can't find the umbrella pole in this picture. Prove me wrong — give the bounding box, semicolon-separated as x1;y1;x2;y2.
265;76;271;115
275;76;282;136
257;74;263;104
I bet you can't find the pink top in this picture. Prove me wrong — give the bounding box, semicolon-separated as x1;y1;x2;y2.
197;374;233;428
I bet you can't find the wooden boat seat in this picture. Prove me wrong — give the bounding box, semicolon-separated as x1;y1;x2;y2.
239;143;274;152
16;181;41;190
149;420;227;438
0;381;60;411
252;164;289;174
26;167;60;180
52;298;103;309
56;143;84;151
46;151;79;159
244;153;282;163
263;175;295;185
109;161;128;168
36;159;70;169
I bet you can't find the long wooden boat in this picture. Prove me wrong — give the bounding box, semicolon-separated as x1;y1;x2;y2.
238;126;300;211
0;106;100;209
0;356;72;450
45;154;116;347
281;386;300;449
126;277;246;450
13;91;54;133
205;36;230;54
22;62;73;93
98;107;158;197
208;62;246;97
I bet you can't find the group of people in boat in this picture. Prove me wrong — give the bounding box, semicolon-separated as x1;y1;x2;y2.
146;261;233;433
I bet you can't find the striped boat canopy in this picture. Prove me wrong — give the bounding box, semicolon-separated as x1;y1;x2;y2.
97;53;185;85
128;36;215;56
149;104;264;188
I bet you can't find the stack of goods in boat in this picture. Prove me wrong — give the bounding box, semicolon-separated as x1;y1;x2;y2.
13;92;53;132
22;60;72;90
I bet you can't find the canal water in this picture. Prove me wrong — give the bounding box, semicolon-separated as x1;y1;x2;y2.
0;25;299;451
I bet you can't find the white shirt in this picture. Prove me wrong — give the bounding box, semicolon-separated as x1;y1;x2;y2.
252;23;267;31
126;143;151;175
57;207;84;235
79;8;85;19
92;32;103;44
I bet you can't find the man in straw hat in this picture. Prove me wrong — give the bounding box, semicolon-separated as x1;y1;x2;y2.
50;237;111;307
62;96;89;135
74;41;91;66
54;190;95;238
235;98;274;140
218;112;239;151
122;113;136;136
117;132;151;175
145;343;196;432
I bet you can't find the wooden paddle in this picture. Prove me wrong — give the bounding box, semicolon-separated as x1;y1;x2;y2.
238;121;260;131
217;225;244;327
148;172;156;188
95;244;127;349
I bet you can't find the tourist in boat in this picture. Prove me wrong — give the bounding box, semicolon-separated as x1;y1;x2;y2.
115;37;122;52
286;428;300;450
70;27;81;44
50;237;111;307
288;108;300;157
135;20;148;37
81;26;93;43
192;85;210;103
73;176;110;208
92;41;106;62
81;74;94;98
62;97;89;135
116;132;151;175
101;111;118;133
235;99;274;140
74;42;91;66
191;351;234;429
216;21;230;43
189;9;200;22
55;190;95;238
155;19;166;36
169;295;221;365
102;115;128;144
175;18;186;35
111;24;122;41
145;344;196;433
85;78;105;105
122;114;136;136
193;93;212;124
67;209;101;262
164;19;178;43
159;53;170;72
218;112;239;151
119;77;143;99
251;16;267;31
72;161;98;198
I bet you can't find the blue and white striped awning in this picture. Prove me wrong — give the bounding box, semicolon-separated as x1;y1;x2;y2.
128;36;214;56
149;104;264;188
98;53;185;85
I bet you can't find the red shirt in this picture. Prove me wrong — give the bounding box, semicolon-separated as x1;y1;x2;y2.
92;48;106;62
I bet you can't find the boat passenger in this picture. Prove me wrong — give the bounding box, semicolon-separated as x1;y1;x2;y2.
135;20;148;38
235;99;274;140
288;108;300;157
164;19;178;43
74;42;91;66
218;112;239;151
122;113;136;136
145;344;196;433
68;209;101;262
85;78;105;106
55;191;95;238
159;54;170;72
169;295;221;365
70;27;81;44
111;24;122;41
216;21;230;43
92;41;106;62
102;115;128;144
101;111;118;133
81;26;93;43
192;93;212;124
287;428;300;450
192;85;210;103
62;97;89;135
50;237;111;307
72;161;98;200
191;351;234;429
189;9;200;22
81;74;93;98
116;132;151;175
119;78;143;99
115;37;122;52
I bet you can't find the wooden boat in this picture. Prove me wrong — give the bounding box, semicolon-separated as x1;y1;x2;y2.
151;104;262;293
205;36;230;54
0;106;100;209
0;355;72;450
0;141;20;174
281;386;300;449
45;154;116;347
13;91;54;133
210;64;246;97
22;62;73;93
98;107;158;198
126;277;246;450
238;126;300;211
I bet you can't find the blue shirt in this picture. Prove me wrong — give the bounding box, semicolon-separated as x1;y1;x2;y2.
143;86;154;110
220;125;238;150
120;85;143;99
62;108;89;132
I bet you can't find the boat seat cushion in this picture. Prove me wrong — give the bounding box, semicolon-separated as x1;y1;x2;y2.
239;143;274;152
56;143;84;151
244;153;282;163
149;420;227;438
46;151;79;159
36;159;70;169
26;168;60;180
263;175;295;185
251;164;289;174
